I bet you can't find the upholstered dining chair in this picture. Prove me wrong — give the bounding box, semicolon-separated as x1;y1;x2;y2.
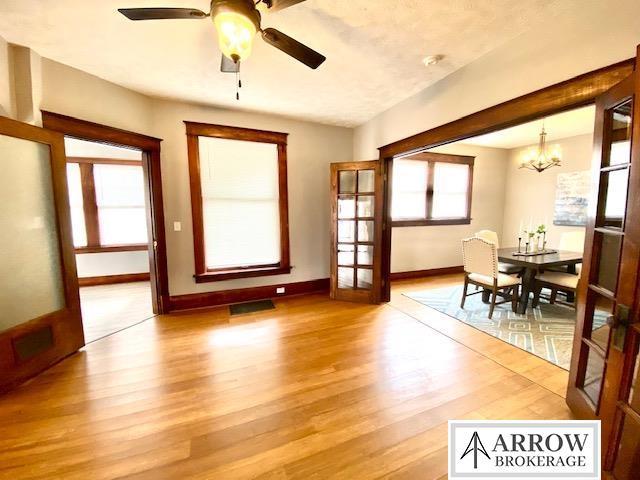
532;271;580;308
474;230;523;275
461;237;521;319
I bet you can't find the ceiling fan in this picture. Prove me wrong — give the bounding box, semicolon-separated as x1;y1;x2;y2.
118;0;326;73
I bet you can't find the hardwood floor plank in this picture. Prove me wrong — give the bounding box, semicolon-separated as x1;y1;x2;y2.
0;287;572;479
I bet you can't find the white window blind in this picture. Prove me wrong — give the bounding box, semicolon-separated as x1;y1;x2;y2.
431;162;469;219
391;159;428;220
94;164;148;245
198;136;280;269
66;163;87;247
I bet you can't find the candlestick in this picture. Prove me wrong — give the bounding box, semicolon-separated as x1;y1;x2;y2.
525;242;530;254
517;237;522;253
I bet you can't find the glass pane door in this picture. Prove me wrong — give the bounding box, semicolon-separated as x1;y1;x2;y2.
331;161;381;303
609;327;640;479
567;62;640;476
573;97;633;413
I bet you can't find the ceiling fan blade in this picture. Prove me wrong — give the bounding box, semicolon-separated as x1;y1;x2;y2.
261;28;326;69
220;54;240;73
266;0;307;12
118;8;208;21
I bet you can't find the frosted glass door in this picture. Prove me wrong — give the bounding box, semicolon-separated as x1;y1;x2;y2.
0;135;64;333
0;116;83;393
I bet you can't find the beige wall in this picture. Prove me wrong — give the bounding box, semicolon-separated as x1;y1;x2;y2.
0;35;13;117
501;134;593;251
38;58;353;296
391;143;508;273
151;99;352;295
40;58;154;134
353;1;640;160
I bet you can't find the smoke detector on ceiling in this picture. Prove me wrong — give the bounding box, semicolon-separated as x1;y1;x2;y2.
422;55;444;67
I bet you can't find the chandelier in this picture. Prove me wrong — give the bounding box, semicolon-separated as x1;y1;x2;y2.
519;119;561;172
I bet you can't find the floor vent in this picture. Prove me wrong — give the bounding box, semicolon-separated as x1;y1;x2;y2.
229;299;275;315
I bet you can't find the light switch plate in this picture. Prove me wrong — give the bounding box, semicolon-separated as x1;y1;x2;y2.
173;221;181;232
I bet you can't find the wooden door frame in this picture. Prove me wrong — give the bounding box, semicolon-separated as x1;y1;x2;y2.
377;58;635;302
41;111;170;314
0;115;84;393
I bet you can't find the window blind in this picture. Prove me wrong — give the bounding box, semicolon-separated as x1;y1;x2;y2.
431;162;469;219
198;136;280;269
65;163;87;247
93;164;148;245
391;159;428;220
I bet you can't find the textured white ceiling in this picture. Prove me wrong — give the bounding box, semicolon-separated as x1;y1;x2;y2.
0;0;575;127
462;105;595;149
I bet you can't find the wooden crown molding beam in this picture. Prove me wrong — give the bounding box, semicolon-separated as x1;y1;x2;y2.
184;121;288;145
379;58;635;159
42;111;162;150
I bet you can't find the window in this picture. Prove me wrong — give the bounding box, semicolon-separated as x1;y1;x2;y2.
185;122;290;282
94;164;148;245
66;158;148;252
391;152;474;226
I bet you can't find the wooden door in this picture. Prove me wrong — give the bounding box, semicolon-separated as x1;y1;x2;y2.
0;116;84;393
567;47;640;477
330;161;383;303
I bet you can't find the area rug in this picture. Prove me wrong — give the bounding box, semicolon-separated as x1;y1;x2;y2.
405;285;607;370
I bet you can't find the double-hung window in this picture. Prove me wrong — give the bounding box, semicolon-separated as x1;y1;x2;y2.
66;157;148;252
391;152;474;226
185;122;291;282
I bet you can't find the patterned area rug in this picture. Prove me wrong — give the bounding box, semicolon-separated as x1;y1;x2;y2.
405;285;606;370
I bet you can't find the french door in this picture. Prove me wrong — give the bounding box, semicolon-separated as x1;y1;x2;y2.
567;47;640;477
330;161;383;303
0;116;84;393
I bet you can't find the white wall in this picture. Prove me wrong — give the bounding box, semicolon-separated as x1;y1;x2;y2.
501;133;593;251
391;143;508;273
37;58;353;295
353;1;640;160
75;252;149;278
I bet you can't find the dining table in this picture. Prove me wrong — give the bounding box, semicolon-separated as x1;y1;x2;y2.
484;247;583;314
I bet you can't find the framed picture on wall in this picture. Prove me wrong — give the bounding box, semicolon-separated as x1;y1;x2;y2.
553;170;590;226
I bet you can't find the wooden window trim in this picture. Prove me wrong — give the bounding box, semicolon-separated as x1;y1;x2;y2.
68;156;142;166
391;151;474;227
185;121;291;283
75;244;148;254
68;157;147;253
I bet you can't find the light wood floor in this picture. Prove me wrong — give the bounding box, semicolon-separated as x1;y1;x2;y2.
390;274;571;397
0;278;572;480
79;281;154;343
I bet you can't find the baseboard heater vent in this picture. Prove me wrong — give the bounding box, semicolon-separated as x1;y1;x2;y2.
229;299;275;315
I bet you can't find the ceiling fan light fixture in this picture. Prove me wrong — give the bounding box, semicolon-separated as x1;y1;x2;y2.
214;11;257;62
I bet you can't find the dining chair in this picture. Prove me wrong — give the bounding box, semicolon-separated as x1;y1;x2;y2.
461;237;521;319
474;229;522;275
532;271;580;308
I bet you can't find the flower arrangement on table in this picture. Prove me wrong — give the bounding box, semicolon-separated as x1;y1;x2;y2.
518;221;547;254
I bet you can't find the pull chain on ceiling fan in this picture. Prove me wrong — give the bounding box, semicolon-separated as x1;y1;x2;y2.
118;0;326;79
